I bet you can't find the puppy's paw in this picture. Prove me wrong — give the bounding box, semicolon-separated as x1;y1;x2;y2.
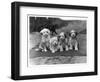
44;49;47;52
75;48;78;51
42;49;47;52
69;47;72;50
35;48;40;51
42;49;46;52
65;46;69;51
51;50;55;53
66;48;69;51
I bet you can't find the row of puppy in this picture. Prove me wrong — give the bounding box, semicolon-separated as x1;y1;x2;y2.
35;28;79;53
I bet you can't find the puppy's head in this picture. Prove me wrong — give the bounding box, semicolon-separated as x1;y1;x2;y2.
50;37;58;47
58;32;66;40
70;30;77;38
40;28;50;38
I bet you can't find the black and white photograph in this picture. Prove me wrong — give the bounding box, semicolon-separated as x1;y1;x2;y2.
29;16;87;65
11;2;97;80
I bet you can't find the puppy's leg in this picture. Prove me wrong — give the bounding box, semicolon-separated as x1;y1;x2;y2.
69;44;73;50
68;38;73;50
43;42;49;52
51;50;55;53
44;47;47;52
75;41;78;51
42;43;47;52
50;44;55;53
50;46;57;53
59;46;63;52
50;47;55;53
65;45;69;51
42;48;47;52
39;42;47;52
35;43;42;51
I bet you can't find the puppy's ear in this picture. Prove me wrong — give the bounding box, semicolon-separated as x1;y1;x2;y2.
64;34;67;38
68;32;71;36
57;35;60;41
75;32;78;36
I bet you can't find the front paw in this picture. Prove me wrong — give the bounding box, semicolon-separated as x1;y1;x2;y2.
42;49;47;52
69;47;72;50
65;46;69;51
35;48;40;51
75;47;78;51
51;50;55;53
44;49;47;52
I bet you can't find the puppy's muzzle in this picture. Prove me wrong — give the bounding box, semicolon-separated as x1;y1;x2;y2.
71;33;76;37
53;42;58;47
44;34;49;38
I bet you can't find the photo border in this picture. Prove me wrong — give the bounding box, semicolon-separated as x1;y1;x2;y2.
11;1;98;80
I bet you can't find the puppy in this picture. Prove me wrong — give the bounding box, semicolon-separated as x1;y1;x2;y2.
68;30;78;51
49;36;59;53
58;32;69;52
38;28;51;52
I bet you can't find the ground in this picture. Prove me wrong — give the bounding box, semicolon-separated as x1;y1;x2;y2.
29;32;86;65
29;49;86;65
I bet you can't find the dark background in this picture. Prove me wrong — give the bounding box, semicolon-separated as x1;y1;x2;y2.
29;17;86;34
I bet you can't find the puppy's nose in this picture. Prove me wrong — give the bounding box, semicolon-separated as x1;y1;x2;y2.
71;34;75;37
44;34;48;37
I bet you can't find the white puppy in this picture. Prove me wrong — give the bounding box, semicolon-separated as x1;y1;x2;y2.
68;30;78;50
49;36;59;53
58;32;69;52
38;28;51;52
